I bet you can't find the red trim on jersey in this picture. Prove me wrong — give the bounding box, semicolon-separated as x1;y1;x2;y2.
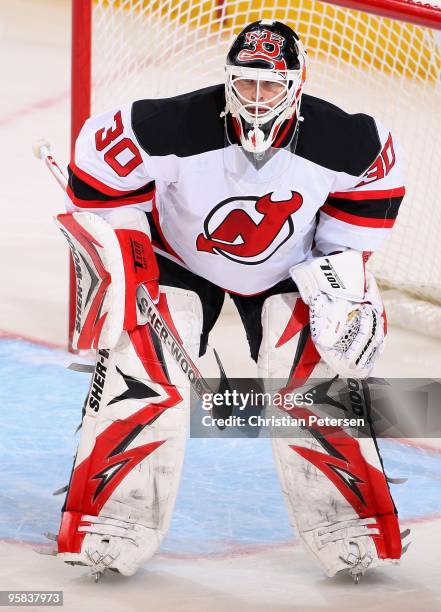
151;246;297;298
70;161;142;197
67;184;154;209
150;197;185;263
225;285;269;297
321;204;395;228
328;186;405;201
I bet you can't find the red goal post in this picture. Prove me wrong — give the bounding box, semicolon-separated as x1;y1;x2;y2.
70;0;441;349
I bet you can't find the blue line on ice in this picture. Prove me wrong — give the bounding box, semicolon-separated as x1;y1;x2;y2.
0;339;439;555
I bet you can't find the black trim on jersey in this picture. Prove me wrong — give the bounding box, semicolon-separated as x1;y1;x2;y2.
131;86;382;178
132;85;227;158
68;166;155;203
296;95;382;176
325;194;403;220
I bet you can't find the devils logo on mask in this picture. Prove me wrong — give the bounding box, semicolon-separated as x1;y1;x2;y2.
196;191;303;264
237;30;287;71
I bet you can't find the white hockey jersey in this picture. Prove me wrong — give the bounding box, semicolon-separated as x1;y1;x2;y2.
68;85;405;295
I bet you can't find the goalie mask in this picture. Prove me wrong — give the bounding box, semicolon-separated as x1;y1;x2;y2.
225;20;307;158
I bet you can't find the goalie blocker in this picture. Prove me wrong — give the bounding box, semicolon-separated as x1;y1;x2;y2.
56;208;159;351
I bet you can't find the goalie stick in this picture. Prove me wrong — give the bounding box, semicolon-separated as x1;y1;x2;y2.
33;140;228;400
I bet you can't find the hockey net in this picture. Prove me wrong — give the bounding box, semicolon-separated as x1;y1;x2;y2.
71;0;441;340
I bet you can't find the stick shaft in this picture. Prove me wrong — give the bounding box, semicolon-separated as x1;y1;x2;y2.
137;286;211;398
44;154;68;191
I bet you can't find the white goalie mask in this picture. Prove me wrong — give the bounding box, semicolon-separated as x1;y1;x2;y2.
224;20;307;157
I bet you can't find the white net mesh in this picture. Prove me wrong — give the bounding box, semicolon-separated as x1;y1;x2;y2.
88;0;441;334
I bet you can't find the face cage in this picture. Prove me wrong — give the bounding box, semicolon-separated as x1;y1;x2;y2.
225;64;306;155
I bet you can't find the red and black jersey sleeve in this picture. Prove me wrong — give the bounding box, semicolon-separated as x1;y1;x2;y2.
67;165;155;210
314;123;405;255
67;102;158;213
322;187;403;230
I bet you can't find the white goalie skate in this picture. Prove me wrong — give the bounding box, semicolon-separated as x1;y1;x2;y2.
60;515;164;580
306;518;412;583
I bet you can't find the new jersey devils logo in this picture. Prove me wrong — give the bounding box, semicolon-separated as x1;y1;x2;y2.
196;191;303;265
237;30;287;71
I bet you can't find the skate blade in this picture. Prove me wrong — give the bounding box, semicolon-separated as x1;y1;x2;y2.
91;569;106;582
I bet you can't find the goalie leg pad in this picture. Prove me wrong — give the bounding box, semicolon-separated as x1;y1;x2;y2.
257;292;404;578
271;426;404;578
257;291;333;381
57;286;203;576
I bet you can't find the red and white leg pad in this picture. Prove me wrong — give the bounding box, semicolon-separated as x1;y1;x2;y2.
57;286;203;576
258;292;406;578
271;427;405;578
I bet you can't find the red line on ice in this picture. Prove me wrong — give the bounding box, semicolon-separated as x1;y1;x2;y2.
0;329;65;350
0;90;69;127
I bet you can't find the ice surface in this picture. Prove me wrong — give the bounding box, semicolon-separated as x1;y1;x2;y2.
0;338;440;555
